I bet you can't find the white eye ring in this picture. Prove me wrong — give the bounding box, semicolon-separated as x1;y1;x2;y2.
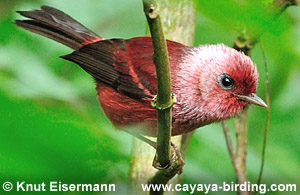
218;73;234;90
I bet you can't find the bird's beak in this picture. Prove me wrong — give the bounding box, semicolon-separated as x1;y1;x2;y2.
234;93;268;108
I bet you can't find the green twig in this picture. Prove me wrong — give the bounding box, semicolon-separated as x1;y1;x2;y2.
143;0;174;168
256;42;270;187
129;1;196;193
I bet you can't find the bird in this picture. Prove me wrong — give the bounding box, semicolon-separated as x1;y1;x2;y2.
15;5;267;137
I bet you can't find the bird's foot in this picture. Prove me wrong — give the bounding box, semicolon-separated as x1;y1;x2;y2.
152;142;185;174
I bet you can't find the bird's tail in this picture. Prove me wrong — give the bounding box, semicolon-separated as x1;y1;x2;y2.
15;5;103;50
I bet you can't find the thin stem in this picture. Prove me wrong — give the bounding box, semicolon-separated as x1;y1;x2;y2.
256;42;270;186
126;131;157;148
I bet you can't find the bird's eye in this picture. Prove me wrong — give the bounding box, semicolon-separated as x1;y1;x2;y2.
218;73;234;89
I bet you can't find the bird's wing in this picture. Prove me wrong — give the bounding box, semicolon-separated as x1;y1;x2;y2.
16;5;102;50
62;37;185;101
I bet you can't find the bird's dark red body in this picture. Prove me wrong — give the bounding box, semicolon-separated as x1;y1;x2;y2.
16;6;266;136
95;38;188;136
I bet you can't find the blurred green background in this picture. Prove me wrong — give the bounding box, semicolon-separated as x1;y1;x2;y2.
0;0;299;194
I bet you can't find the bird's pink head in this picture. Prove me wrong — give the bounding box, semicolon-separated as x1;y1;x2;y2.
174;44;266;125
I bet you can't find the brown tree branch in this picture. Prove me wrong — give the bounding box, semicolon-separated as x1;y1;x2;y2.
222;121;236;166
224;1;299;195
234;109;249;192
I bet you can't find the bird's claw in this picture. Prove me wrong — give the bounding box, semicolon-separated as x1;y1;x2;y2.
152;142;185;174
